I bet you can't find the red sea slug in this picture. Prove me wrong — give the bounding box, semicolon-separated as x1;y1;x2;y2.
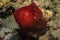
14;2;47;31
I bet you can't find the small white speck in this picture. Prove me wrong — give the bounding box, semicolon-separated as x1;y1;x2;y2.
34;17;37;19
25;13;29;16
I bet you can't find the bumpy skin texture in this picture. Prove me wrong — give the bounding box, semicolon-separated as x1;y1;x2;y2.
14;2;47;31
